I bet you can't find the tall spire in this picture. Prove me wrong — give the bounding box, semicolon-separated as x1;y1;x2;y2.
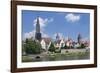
36;17;40;33
56;33;60;41
77;33;82;44
35;17;42;41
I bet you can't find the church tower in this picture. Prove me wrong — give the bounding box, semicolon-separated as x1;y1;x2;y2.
77;33;82;44
35;17;42;41
56;33;60;41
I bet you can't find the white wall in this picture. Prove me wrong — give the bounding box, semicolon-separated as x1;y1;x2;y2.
0;0;100;73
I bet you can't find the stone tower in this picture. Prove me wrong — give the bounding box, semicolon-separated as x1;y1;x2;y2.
77;33;82;44
35;17;41;41
56;33;60;41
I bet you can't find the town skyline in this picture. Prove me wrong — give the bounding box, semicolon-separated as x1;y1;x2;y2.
22;10;90;41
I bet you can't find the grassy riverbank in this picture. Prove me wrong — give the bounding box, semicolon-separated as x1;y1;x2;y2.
22;49;90;62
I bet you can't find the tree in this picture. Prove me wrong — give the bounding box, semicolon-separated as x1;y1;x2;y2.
64;44;68;49
48;42;55;52
24;38;42;54
55;47;61;53
32;40;41;54
80;43;86;48
77;43;86;49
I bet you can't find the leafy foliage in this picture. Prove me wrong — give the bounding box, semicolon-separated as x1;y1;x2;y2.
23;38;42;54
77;43;86;49
80;43;86;48
48;42;56;52
63;44;68;49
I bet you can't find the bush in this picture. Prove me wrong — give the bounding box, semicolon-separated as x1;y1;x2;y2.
63;45;71;49
55;48;61;53
81;44;86;48
48;42;56;52
77;43;86;49
24;39;41;54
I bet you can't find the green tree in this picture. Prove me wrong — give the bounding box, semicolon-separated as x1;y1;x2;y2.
64;44;68;49
77;43;86;49
55;47;61;53
80;43;86;48
24;38;41;54
48;42;55;52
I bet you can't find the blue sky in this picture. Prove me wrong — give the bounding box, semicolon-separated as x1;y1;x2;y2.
22;10;90;41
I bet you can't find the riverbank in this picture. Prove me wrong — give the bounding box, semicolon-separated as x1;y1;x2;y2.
22;48;90;62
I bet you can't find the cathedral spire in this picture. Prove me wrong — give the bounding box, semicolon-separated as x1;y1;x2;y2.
77;33;82;44
35;17;42;41
56;33;60;41
36;17;40;33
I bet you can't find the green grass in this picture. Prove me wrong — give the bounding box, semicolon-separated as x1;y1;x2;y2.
22;51;90;62
22;56;33;62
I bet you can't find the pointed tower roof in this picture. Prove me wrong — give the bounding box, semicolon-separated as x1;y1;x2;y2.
35;16;42;41
78;33;82;39
36;17;40;33
56;33;60;40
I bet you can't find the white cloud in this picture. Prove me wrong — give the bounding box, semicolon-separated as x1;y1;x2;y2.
48;18;54;22
23;17;53;40
41;32;49;38
23;30;35;40
33;17;53;28
65;13;80;22
23;30;49;40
